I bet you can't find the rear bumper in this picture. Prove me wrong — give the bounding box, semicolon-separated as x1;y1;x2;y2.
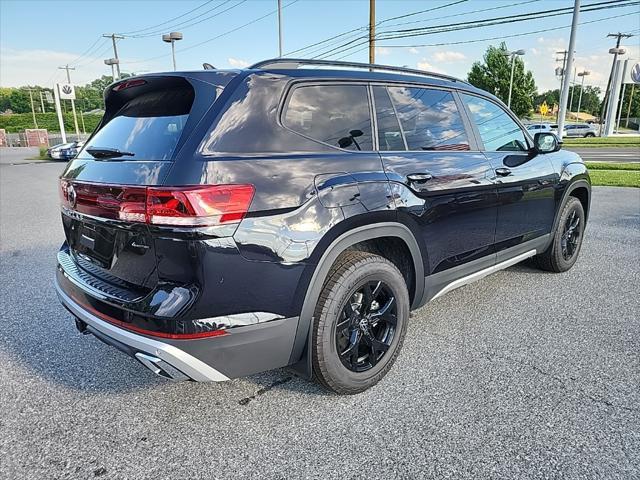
56;276;300;382
56;281;230;381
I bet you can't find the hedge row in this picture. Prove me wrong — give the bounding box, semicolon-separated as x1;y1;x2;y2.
0;112;102;133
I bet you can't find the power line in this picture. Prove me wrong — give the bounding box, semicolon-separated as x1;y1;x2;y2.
125;0;246;38
316;0;638;59
123;0;301;65
286;0;470;57
67;36;108;66
332;10;637;61
377;0;631;40
290;0;537;59
117;0;216;35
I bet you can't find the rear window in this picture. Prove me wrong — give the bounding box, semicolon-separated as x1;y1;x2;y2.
283;84;373;151
78;88;195;161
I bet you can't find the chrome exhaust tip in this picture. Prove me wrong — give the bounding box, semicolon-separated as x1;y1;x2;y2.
135;352;190;381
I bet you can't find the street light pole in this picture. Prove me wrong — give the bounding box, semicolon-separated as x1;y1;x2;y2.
504;49;525;109
162;32;183;71
576;70;590;120
104;58;119;83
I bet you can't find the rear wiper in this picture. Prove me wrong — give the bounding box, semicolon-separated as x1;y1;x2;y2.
85;147;135;159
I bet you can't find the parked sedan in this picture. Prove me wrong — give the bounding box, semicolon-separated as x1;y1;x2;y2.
48;141;84;161
565;123;598;137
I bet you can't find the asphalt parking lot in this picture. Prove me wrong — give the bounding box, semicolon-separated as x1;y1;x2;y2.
1;156;639;479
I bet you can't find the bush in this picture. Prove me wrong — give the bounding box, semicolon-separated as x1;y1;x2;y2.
0;112;102;133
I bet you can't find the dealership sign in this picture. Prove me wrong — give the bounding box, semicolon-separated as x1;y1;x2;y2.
57;83;76;100
630;63;640;84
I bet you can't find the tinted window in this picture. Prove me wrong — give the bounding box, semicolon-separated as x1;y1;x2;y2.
79;88;194;161
373;86;405;151
462;94;527;152
387;86;469;151
283;84;373;151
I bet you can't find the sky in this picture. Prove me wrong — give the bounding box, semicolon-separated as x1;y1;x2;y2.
1;0;639;94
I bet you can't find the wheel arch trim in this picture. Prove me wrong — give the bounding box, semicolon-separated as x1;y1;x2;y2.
288;222;424;375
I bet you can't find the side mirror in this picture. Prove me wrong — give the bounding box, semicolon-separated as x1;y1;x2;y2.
533;132;561;154
338;137;353;149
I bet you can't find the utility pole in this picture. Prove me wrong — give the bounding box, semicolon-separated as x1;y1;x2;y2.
557;0;580;136
28;89;38;128
103;33;124;79
58;64;81;139
39;90;45;113
568;67;576;119
555;50;568;120
369;0;375;65
277;0;283;57
599;32;634;134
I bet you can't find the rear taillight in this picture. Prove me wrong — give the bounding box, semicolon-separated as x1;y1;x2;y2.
59;180;255;227
147;185;255;226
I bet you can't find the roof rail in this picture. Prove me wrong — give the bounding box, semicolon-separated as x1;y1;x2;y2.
249;58;468;84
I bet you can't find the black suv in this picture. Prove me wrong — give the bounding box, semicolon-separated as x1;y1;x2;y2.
56;59;590;394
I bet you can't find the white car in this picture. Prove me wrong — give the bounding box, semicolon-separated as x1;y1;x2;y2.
526;123;567;139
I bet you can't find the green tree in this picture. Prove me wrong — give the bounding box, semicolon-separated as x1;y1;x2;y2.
467;43;537;117
536;86;602;117
535;89;560;109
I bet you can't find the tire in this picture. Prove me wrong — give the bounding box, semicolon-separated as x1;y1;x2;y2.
312;251;410;394
584;132;595;137
535;197;585;272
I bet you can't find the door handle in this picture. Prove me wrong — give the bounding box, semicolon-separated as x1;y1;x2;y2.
495;167;512;177
407;172;433;183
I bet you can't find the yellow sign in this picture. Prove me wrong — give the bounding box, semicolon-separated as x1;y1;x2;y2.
539;102;549;116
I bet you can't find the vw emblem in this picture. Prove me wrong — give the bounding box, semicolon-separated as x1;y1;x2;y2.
67;183;77;208
62;85;73;95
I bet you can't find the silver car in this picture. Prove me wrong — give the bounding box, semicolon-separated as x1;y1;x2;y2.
565;123;598;138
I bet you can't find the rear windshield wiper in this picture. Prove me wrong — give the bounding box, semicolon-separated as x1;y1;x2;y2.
85;147;135;159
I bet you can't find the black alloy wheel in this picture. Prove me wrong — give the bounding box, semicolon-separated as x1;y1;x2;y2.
561;209;581;261
335;281;397;373
311;251;409;394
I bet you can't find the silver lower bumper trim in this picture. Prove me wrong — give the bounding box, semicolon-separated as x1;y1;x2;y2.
55;282;230;382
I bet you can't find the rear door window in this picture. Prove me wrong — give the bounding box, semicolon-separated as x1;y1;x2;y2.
387;86;469;151
283;84;373;151
78;88;195;161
